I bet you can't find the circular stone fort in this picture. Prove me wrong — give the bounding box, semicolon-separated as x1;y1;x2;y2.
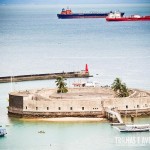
8;87;150;118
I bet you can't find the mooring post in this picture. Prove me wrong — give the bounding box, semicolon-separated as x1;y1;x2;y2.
108;113;110;120
136;109;138;117
131;115;134;124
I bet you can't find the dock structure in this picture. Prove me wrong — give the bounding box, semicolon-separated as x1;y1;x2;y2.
0;64;93;83
105;108;123;124
0;71;92;83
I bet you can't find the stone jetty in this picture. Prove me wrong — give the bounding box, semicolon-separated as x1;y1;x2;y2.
0;71;92;83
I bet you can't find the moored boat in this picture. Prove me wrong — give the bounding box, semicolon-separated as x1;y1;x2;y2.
0;128;7;137
118;127;150;132
115;124;150;132
106;12;150;21
57;8;124;19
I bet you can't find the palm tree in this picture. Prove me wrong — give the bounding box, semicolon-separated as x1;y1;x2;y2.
111;78;129;97
119;83;129;97
55;76;68;93
111;78;122;92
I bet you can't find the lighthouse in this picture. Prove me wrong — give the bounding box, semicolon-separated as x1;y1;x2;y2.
85;64;89;73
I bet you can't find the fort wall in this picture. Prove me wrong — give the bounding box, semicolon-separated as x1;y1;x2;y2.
8;88;150;118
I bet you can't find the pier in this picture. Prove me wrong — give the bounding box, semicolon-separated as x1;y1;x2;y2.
105;108;124;124
0;71;92;83
0;64;92;83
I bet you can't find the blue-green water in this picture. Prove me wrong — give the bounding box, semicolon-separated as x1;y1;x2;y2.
1;118;150;150
0;3;150;150
0;4;150;89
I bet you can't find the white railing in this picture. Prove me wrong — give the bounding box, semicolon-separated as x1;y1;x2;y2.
105;108;123;123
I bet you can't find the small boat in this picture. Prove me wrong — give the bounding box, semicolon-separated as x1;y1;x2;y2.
115;124;150;132
38;130;45;134
118;127;150;132
106;12;150;21
57;8;124;19
0;128;7;137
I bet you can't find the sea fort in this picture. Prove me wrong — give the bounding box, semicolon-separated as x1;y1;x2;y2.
8;87;150;119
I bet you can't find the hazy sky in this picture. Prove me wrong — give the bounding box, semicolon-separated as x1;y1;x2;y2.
0;0;149;4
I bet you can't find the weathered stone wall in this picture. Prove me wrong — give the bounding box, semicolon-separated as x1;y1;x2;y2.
23;97;103;113
8;95;24;117
8;90;150;118
8;95;104;118
119;108;150;116
21;111;103;118
103;97;150;110
9;95;23;110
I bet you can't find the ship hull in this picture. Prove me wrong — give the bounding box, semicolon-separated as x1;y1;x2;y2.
57;13;124;19
106;16;150;21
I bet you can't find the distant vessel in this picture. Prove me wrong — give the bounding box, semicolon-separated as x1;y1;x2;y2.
57;8;125;19
106;12;150;21
0;128;7;137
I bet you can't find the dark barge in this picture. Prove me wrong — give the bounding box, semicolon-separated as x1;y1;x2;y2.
57;8;125;19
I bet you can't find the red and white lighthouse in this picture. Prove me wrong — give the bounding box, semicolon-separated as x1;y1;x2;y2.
85;64;89;73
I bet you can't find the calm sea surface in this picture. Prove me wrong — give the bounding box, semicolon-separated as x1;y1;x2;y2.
0;4;150;150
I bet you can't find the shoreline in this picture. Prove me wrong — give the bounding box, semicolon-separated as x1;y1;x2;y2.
19;117;107;122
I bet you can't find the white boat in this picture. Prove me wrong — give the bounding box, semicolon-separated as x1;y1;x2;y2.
115;124;150;132
0;128;7;137
118;127;150;132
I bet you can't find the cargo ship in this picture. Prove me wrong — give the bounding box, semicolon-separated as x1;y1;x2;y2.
57;8;124;19
106;12;150;21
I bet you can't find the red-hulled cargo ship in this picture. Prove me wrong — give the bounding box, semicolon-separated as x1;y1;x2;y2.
57;8;124;19
106;12;150;21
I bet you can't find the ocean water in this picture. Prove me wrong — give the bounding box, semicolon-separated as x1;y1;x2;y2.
0;3;150;150
0;4;150;89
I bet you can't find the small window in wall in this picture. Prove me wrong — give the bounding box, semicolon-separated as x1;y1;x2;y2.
126;105;128;109
82;107;84;110
70;107;73;110
58;107;61;110
26;106;27;110
36;107;38;110
47;107;49;110
137;105;139;108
